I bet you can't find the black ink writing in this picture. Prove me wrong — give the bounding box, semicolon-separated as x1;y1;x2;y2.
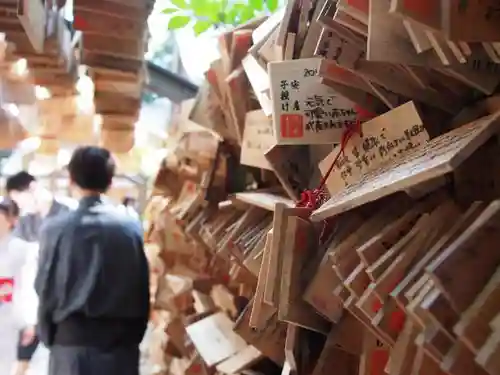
279;79;300;114
304;95;343;108
378;125;425;158
303;68;318;77
334;124;427;186
469;58;500;73
306;119;356;132
302;93;357;133
334;153;350;169
280;79;291;113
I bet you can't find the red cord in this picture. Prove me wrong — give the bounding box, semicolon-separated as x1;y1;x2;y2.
296;105;374;210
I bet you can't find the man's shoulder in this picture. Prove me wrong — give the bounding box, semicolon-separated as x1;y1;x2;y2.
53;196;78;211
42;212;71;234
85;203;142;234
103;206;142;232
17;212;35;225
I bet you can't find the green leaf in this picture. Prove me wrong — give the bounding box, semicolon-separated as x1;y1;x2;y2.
225;7;239;25
162;7;179;14
170;0;188;9
219;0;229;12
266;0;278;12
205;1;222;22
168;15;191;29
232;3;247;12
239;6;256;23
217;11;226;23
193;20;212;35
191;0;207;17
249;0;263;11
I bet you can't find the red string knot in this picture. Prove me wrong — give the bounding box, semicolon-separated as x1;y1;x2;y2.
295;105;374;210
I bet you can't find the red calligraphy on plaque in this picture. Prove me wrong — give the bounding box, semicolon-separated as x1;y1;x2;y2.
280;114;304;138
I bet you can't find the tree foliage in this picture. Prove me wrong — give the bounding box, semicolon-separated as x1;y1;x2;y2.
163;0;279;36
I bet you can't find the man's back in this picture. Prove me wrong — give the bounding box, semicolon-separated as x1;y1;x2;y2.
37;146;148;375
36;196;150;349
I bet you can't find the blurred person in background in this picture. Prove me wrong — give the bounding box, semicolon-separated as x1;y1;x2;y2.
35;146;149;375
5;172;77;375
0;197;39;375
6;172;77;241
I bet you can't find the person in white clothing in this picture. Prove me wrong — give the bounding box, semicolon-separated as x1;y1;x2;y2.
6;171;77;375
0;198;39;375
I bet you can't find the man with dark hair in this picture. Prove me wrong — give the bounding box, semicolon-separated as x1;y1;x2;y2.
5;171;77;375
6;171;77;241
35;146;150;375
5;172;35;195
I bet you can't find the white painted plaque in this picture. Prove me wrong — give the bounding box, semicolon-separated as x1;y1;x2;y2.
269;58;360;145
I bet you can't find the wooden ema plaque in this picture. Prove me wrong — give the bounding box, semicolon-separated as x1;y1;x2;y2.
389;0;441;31
185;312;248;367
234;302;287;365
233;191;294;212
240;110;275;170
319;101;430;194
265;144;312;201
369;1;500;98
311;112;500;222
442;0;500;42
277;210;330;333
268;57;359;145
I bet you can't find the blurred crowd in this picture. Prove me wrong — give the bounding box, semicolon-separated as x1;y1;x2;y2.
0;146;149;375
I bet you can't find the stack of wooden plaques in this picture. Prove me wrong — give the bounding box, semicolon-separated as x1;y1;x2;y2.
0;1;94;154
73;0;155;153
0;1;83;152
0;0;157;157
0;0;77;94
144;1;500;375
0;34;32;149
